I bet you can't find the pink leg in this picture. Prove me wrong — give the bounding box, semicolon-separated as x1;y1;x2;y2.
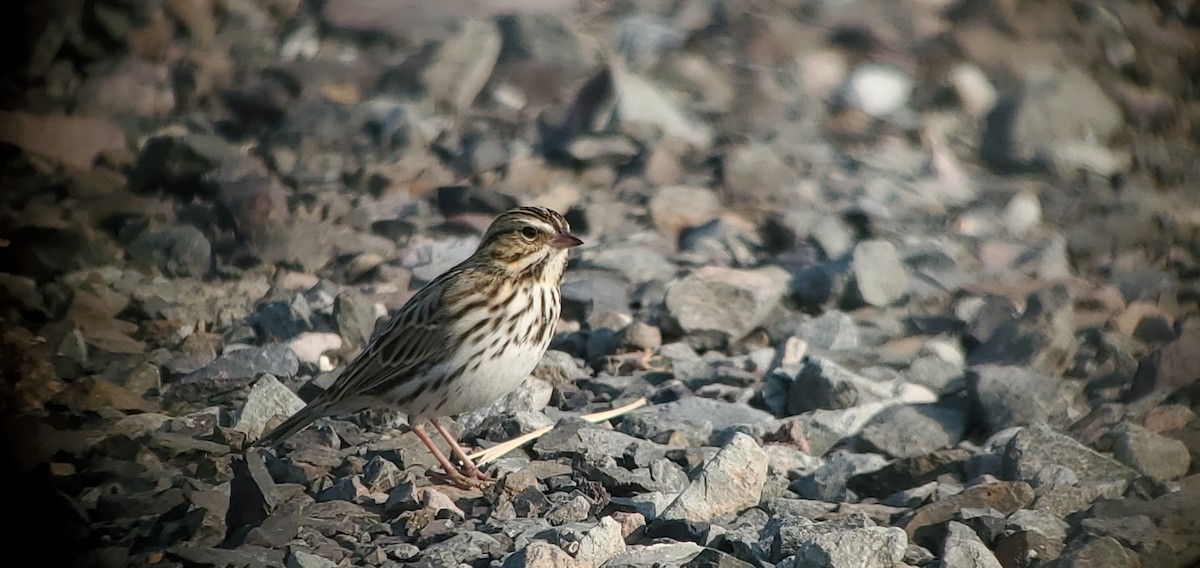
429;418;492;480
410;422;474;487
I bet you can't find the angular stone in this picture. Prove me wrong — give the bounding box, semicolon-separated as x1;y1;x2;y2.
226;450;276;543
1129;326;1200;399
235;374;306;442
968;285;1076;375
858;404;967;459
501;541;578;568
127;225;213;278
969;365;1069;435
790;451;888;502
901;481;1034;540
1108;422;1191;481
793;311;860;351
847;448;972;499
0;112;126;169
600;542;704;568
660;433;768;522
786;526;908;568
851;240;909;307
575;516;625;566
1045;536;1139;568
1003;423;1136;488
942;521;1003;568
423;19;501;114
663;266;789;349
649;185;721;238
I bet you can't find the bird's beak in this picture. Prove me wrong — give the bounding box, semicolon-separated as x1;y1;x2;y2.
550;232;583;249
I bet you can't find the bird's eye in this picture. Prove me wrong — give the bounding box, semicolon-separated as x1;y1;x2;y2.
520;227;538;240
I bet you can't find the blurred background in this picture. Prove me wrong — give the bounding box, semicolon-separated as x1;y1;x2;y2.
1;0;1199;566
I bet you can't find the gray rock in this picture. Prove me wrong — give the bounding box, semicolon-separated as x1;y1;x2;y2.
680;216;761;267
983;66;1124;174
561;269;631;323
1006;509;1068;543
131;276;270;332
764;444;823;477
903;356;964;395
648;185;721;237
1108;422;1191;481
790;450;888;502
168;545;285;567
534;351;588;385
601;542;704;568
501;541;577;568
614;67;712;149
535;421;669;463
458;377;553;434
580;244;676;284
576;516;626;566
234;374;306;442
808;215;855;259
1043;536;1139;568
682;549;756;568
941;521;1002;568
794;311;860;351
288;549;337;568
620;398;774;446
723;143;801;207
968;285;1076;375
420;531;503;566
226;450;276;542
127;225;212;278
790;263;851;310
858;404;967;459
617;14;682;70
851;240;909;307
333;289;378;351
362;455;406;493
660;433;768;522
167;345;300;406
664;266;789;349
768;356;899;416
786;526;908;568
969;365;1069;435
498;12;595;76
316;475;368;503
794;403;896;456
768;513;907;568
617;321;661;353
905;243;974;298
608;491;677;521
254;294;313;342
1003;423;1136;488
546;495;593;526
400;235;478;285
423;19;501;114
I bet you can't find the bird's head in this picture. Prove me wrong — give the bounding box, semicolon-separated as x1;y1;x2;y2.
474;206;582;278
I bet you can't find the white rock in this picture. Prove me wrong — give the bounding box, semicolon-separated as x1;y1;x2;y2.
950;63;997;118
235;374;306;441
844;64;912;117
288;332;343;364
660;433;768;522
1003;190;1042;235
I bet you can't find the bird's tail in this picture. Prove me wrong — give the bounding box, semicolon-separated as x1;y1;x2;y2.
253;402;331;448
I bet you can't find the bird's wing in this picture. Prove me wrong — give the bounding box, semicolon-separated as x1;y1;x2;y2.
321;265;467;404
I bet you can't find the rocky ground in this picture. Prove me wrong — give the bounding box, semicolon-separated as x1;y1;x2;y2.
2;0;1200;566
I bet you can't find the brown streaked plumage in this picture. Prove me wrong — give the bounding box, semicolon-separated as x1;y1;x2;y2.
254;206;581;485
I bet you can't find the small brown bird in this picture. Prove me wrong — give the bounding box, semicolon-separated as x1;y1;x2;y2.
255;206;582;485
